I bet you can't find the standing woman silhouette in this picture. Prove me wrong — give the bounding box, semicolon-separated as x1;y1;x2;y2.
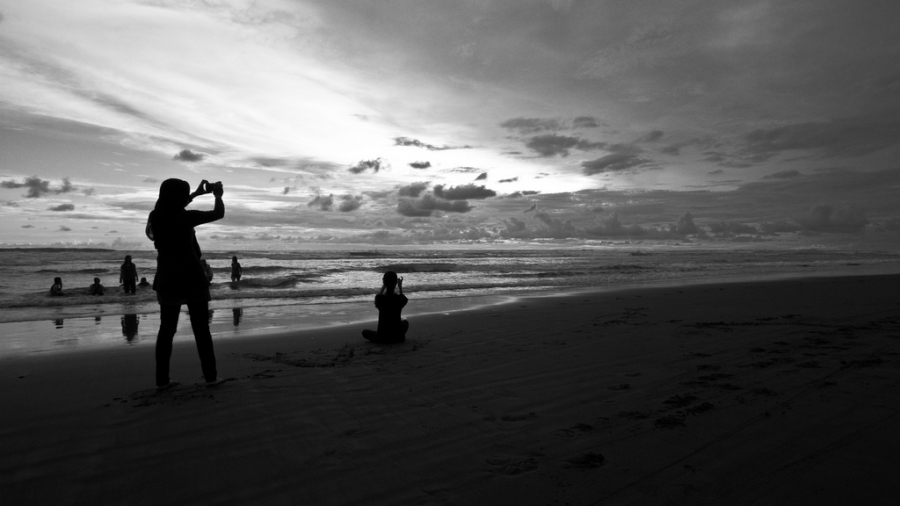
146;178;225;389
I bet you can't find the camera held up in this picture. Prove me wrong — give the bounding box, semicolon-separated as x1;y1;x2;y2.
203;181;223;194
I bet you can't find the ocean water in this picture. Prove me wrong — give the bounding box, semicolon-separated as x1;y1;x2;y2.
2;245;899;355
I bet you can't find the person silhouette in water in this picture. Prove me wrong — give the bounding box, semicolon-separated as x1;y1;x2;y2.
146;178;225;389
49;277;63;296
120;255;139;294
362;271;409;343
89;277;105;296
230;256;242;282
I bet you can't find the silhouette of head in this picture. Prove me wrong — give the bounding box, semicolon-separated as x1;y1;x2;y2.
155;178;191;212
383;271;398;290
232;256;238;262
125;255;132;262
54;277;62;284
141;277;147;283
94;277;100;284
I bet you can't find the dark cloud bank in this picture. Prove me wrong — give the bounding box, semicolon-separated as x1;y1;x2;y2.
1;176;75;198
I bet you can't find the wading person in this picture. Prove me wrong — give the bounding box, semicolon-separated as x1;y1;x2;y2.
49;277;63;296
361;271;409;343
146;178;225;389
231;256;242;282
120;255;139;295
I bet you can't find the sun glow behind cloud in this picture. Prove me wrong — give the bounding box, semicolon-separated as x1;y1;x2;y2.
1;0;899;249
1;1;399;164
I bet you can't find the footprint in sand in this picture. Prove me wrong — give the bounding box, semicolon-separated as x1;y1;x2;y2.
685;402;715;414
554;423;594;438
500;412;538;422
663;394;697;408
562;452;605;470
485;456;540;476
654;415;686;429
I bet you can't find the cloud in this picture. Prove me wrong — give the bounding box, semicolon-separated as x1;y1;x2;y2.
708;169;724;175
397;194;472;217
759;221;802;234
59;226;72;232
525;134;605;157
797;203;868;233
173;149;205;162
393;137;471;151
1;176;76;198
660;144;681;155
503;217;527;233
641;130;664;142
499;177;518;183
449;167;482;173
348;158;385;174
143;177;159;183
433;184;496;200
22;224;34;228
737;117;900;162
307;194;334;211
475;172;488;181
499;117;563;134
48;203;75;211
674;211;698;235
363;190;392;200
572;116;599;129
582;153;651;175
398;182;429;197
764;170;801;179
708;221;759;235
534;212;576;236
409;161;431;169
338;194;363;212
524;203;537;213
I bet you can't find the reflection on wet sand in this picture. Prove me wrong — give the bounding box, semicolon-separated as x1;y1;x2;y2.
121;314;139;342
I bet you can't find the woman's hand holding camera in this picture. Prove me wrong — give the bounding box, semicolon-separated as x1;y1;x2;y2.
209;181;224;198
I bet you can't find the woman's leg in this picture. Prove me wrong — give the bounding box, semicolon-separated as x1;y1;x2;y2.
156;304;181;386
401;319;409;339
362;329;378;341
187;299;218;382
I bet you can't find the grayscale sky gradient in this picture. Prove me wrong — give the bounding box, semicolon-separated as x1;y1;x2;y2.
1;1;899;248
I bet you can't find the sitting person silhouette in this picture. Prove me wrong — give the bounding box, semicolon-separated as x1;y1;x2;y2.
138;277;151;288
89;277;105;296
361;271;409;343
49;277;63;296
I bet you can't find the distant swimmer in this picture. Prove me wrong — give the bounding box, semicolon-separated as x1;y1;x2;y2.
146;178;225;389
231;256;242;282
120;255;139;295
89;277;105;296
49;277;63;296
361;271;409;344
139;277;151;288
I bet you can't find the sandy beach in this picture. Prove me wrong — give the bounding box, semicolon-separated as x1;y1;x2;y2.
2;274;899;505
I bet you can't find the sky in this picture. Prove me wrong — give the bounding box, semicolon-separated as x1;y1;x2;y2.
1;0;900;250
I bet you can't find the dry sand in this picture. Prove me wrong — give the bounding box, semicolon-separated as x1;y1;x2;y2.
2;274;899;505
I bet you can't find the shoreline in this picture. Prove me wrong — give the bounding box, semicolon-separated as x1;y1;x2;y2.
2;273;899;504
2;267;897;357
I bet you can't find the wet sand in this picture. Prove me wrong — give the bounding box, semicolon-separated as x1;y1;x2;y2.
2;274;899;505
